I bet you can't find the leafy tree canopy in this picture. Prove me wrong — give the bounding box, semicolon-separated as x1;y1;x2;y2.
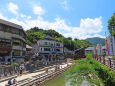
26;27;92;50
108;13;115;36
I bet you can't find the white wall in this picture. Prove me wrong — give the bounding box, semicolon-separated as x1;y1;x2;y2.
37;39;63;54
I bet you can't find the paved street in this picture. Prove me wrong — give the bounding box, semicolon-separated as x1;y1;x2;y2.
0;63;68;86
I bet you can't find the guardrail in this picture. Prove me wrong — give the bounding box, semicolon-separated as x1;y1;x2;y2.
94;55;115;70
13;64;72;86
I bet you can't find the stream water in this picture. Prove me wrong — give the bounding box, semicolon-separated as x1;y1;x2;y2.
40;74;91;86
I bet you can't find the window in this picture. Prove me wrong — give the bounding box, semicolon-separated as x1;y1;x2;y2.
44;42;48;45
56;43;60;46
44;48;50;51
13;50;20;56
56;49;60;51
51;43;53;46
0;24;2;30
13;39;21;46
0;39;11;46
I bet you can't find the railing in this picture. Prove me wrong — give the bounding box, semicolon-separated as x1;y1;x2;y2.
14;64;72;86
0;60;67;79
94;55;115;70
0;66;19;79
39;44;63;47
39;44;55;47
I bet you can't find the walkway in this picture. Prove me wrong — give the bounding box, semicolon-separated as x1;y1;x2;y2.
0;63;68;86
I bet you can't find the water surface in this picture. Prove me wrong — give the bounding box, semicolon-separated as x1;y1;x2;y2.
40;74;91;86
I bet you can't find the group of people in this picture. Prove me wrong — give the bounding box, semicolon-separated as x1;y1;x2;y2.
7;64;25;85
8;78;17;85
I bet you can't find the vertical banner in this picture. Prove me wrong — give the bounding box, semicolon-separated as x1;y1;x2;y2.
106;37;110;55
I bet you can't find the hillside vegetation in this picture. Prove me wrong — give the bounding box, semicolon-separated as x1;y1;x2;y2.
65;54;115;86
26;27;92;50
85;37;105;45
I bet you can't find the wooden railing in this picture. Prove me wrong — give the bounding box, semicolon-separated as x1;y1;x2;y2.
14;65;72;86
94;55;115;70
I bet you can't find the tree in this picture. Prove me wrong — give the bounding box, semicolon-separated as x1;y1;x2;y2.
67;37;72;40
74;38;78;41
26;27;92;50
108;13;115;36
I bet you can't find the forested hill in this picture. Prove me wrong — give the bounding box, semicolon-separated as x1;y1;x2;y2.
85;37;105;46
26;27;92;50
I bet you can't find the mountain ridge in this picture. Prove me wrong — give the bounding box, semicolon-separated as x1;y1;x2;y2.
85;37;105;45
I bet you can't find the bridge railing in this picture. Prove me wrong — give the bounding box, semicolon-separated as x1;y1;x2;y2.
94;55;115;70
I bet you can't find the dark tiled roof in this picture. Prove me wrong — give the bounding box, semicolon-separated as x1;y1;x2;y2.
0;19;23;29
85;47;95;50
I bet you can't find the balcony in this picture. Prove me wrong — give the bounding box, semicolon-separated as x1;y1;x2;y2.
39;44;55;47
39;51;56;54
56;51;63;54
56;45;64;48
0;44;11;49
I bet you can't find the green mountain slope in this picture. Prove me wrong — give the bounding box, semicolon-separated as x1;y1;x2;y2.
85;37;105;45
26;27;92;50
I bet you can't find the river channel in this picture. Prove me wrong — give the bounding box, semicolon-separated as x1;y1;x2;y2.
40;74;91;86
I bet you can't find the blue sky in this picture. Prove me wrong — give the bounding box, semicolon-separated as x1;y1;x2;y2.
0;0;115;39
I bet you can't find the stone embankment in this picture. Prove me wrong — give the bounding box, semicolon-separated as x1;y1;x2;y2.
1;63;72;86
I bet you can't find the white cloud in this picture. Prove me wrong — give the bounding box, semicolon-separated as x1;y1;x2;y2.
0;13;104;39
33;6;45;15
0;13;7;20
61;0;69;11
65;17;103;39
20;14;26;18
8;2;18;15
27;16;31;19
20;14;31;19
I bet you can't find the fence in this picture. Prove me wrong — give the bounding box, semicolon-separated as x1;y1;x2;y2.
14;65;72;86
0;65;19;79
0;60;67;79
94;55;115;70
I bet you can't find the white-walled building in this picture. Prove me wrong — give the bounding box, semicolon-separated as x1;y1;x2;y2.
37;35;63;63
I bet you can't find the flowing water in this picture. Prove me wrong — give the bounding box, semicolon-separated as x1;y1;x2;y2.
40;74;91;86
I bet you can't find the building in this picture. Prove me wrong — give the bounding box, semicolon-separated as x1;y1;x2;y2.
85;44;106;56
106;36;115;56
85;47;96;54
25;45;32;61
37;35;63;63
96;44;106;56
0;19;26;64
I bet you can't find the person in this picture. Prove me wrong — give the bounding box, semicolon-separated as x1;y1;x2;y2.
13;78;17;84
8;78;13;85
19;65;23;75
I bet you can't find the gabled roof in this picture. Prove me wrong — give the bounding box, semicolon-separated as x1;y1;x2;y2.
0;19;26;35
0;19;23;29
41;35;55;40
26;45;32;49
85;47;95;50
